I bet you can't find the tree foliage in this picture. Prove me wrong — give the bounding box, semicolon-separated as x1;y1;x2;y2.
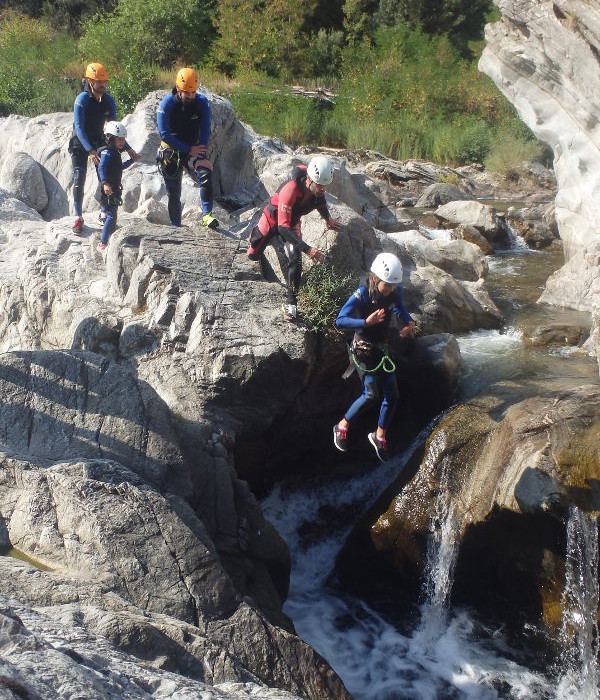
343;0;493;55
213;0;316;78
79;0;216;68
0;0;115;33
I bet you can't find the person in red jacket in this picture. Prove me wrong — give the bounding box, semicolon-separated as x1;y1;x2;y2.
247;155;341;321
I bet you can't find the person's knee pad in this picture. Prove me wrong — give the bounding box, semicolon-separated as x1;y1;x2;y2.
195;166;212;188
72;167;86;198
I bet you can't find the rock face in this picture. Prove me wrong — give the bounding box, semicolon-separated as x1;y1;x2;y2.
435;200;511;249
0;350;347;699
480;0;600;360
0;89;517;696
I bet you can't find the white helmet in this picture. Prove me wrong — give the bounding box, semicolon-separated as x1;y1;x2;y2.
370;253;403;284
104;121;127;138
307;155;334;185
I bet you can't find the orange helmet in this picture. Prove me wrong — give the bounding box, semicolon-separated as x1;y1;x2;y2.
176;67;198;92
85;63;109;81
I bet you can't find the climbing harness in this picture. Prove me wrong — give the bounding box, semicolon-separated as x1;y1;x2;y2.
157;141;183;180
350;338;396;374
105;193;122;207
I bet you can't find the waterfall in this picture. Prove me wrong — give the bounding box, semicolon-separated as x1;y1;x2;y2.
505;220;531;251
557;507;600;699
414;437;462;646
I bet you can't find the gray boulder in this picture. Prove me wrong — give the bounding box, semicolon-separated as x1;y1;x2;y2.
415;182;473;208
436;200;511;248
0;187;43;223
0;151;48;213
382;230;503;333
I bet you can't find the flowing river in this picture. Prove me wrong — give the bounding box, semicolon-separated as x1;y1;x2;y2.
262;233;600;700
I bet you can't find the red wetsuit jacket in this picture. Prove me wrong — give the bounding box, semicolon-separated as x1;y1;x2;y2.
256;164;331;254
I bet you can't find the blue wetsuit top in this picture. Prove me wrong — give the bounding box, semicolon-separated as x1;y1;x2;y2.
73;89;117;153
336;285;413;345
97;146;133;191
157;88;211;154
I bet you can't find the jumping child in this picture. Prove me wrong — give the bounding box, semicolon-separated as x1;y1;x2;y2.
333;252;415;461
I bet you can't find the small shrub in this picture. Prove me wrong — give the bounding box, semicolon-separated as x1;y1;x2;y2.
298;262;358;334
457;119;491;164
484;132;543;178
438;171;460;185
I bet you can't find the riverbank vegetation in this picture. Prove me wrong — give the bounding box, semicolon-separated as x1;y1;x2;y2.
0;0;543;171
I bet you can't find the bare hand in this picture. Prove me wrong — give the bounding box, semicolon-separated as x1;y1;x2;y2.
325;218;341;231
89;149;100;166
103;183;113;195
308;247;325;263
366;309;385;326
127;149;140;162
399;321;416;338
189;144;207;157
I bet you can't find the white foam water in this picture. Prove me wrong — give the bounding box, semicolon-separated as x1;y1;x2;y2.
457;327;525;397
262;445;561;699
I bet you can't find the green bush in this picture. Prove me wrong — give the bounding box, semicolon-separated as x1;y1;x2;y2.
109;54;157;117
457;119;491;164
298;263;358;334
0;11;78;115
305;28;345;79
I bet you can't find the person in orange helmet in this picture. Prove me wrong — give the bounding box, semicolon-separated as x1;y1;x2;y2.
156;67;219;230
68;62;138;234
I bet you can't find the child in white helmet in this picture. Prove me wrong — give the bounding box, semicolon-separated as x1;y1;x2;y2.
333;252;415;462
96;120;133;251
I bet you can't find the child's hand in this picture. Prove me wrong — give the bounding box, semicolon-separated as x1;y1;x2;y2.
366;309;385;326
103;183;113;195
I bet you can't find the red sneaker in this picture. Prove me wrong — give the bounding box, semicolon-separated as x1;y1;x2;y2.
333;423;348;452
72;217;84;234
368;432;389;462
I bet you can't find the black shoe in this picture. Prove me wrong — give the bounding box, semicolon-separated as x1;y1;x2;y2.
333;424;348;452
368;432;389;462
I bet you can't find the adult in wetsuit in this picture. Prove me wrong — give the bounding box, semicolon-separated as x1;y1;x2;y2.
156;67;218;230
247;154;341;321
69;62;138;233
